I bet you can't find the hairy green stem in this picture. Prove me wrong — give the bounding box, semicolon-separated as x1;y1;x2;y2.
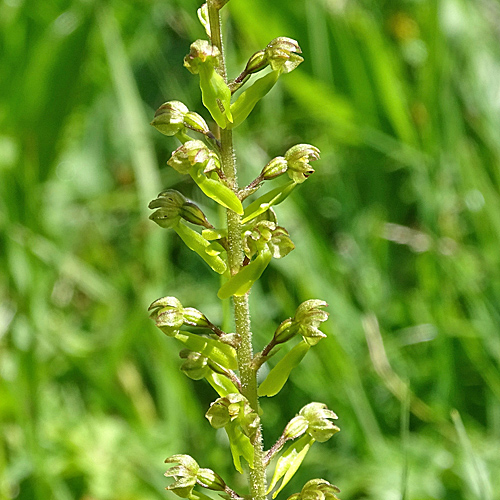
207;3;267;500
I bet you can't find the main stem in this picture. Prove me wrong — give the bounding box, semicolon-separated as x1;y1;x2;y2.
207;3;266;500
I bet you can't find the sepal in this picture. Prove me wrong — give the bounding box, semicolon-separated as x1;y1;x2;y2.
197;4;210;38
149;296;185;336
168;140;220;175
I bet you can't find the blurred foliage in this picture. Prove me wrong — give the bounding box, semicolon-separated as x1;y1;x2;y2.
1;0;500;499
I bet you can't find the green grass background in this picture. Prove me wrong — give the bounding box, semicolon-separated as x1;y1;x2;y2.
1;0;500;499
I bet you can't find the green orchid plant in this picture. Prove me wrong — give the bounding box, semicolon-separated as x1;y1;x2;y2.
148;2;341;500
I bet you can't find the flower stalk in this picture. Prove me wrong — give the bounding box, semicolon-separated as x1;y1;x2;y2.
148;2;341;500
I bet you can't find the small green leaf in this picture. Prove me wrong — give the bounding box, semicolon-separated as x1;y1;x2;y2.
229;70;280;129
242;180;296;224
189;165;243;214
173;222;227;274
267;434;314;498
258;340;310;397
202;228;227;240
217;250;272;299
205;372;239;397
199;64;233;128
174;331;237;370
226;420;255;473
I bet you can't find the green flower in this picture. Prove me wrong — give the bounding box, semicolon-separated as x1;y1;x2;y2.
273;299;328;345
167;140;220;175
164;454;199;498
148;189;211;229
285;144;321;183
287;479;341;500
299;402;340;442
265;37;303;73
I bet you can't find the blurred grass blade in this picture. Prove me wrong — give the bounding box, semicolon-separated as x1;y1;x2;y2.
451;409;492;500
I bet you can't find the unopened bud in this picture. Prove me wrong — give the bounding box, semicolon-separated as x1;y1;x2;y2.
148;190;189;229
148;296;185;336
197;468;226;491
244;49;268;75
182;307;211;328
183;111;211;136
180;350;210;380
273;317;298;344
151;101;189;136
283;415;308;440
179;201;211;227
261;156;288;180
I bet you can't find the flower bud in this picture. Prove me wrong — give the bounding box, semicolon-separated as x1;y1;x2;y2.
184;39;221;75
261;156;288;180
265;37;304;74
151;101;189;136
179;350;210;380
284;144;320;183
283;415;308;440
182;307;211;328
183;111;211;136
179;201;211;228
164;454;199;498
148;296;185;336
197;468;226;491
299;402;339;443
273;317;299;344
244;49;268;75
